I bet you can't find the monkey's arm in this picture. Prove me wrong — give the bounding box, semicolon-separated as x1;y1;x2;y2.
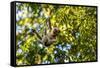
46;17;52;31
31;29;42;40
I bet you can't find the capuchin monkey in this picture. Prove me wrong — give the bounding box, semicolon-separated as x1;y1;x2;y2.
31;10;60;47
31;27;60;47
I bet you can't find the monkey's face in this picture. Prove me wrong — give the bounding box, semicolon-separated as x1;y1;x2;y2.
52;27;60;35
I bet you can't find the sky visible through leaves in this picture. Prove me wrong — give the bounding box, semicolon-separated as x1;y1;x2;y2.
16;2;97;65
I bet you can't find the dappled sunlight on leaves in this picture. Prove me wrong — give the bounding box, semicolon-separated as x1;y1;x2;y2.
16;3;97;65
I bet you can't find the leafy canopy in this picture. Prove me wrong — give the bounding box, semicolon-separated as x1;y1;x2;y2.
16;3;97;65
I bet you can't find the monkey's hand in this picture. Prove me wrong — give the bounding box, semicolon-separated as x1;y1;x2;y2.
31;29;42;40
31;29;36;33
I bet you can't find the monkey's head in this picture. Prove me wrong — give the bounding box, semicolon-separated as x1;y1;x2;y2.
52;27;60;35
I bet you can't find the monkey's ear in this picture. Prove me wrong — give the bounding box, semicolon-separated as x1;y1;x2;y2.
58;29;60;33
